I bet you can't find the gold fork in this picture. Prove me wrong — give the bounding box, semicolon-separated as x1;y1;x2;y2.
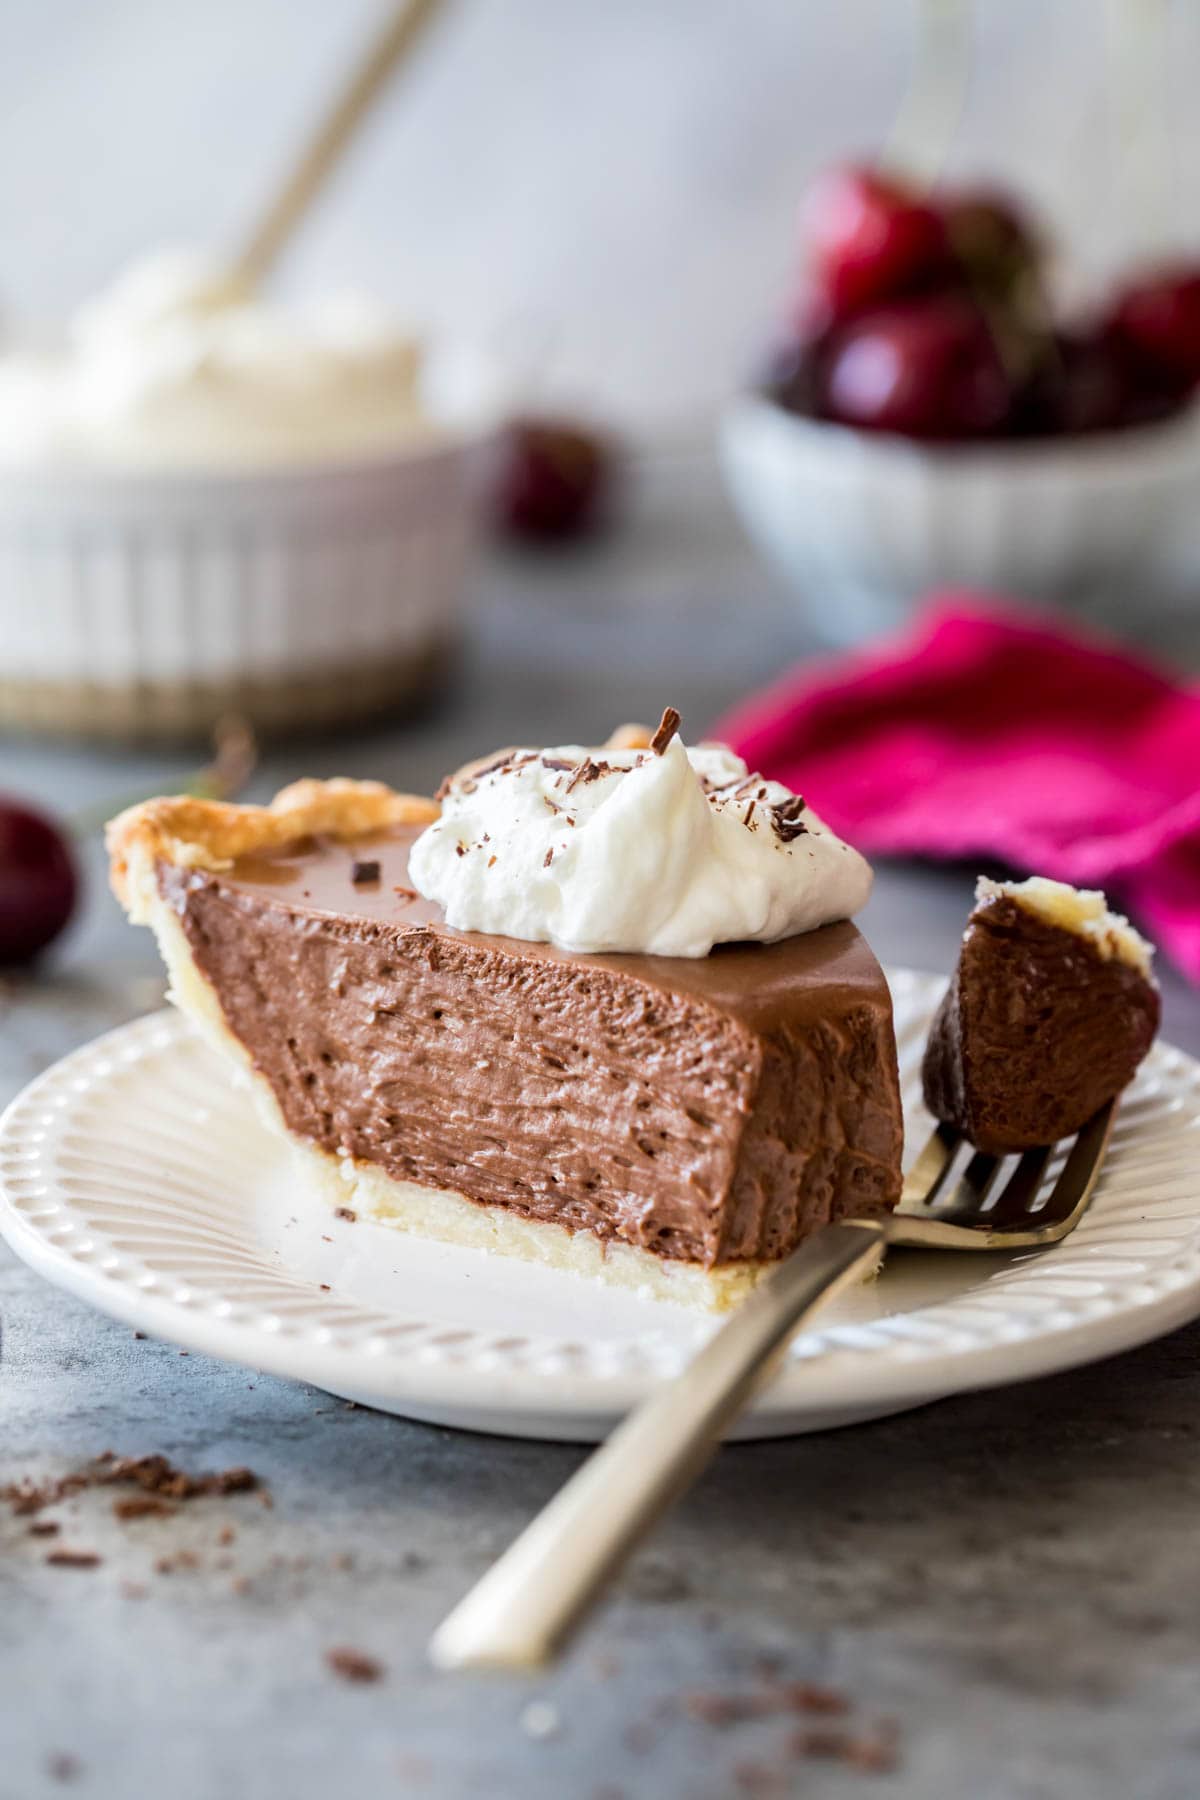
429;1099;1116;1672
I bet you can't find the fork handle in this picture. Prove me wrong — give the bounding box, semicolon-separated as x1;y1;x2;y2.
428;1220;886;1671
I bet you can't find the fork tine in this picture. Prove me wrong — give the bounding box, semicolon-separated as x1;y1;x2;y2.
983;1144;1055;1227
900;1120;960;1207
891;1099;1117;1250
1034;1099;1116;1232
940;1148;1003;1215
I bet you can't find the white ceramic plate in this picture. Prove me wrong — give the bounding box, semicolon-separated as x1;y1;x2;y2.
2;968;1199;1442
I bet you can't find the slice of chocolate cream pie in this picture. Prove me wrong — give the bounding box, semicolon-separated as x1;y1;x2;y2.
108;716;902;1309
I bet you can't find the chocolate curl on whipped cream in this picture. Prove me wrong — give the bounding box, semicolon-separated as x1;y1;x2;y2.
649;707;682;755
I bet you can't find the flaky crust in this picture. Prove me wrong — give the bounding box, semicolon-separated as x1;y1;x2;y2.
107;777;440;913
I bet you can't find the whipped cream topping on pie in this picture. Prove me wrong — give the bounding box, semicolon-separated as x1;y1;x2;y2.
409;724;873;958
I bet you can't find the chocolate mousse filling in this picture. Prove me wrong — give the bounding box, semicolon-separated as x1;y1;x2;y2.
923;891;1160;1154
159;824;903;1267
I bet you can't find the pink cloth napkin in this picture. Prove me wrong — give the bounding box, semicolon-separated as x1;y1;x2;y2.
716;598;1200;982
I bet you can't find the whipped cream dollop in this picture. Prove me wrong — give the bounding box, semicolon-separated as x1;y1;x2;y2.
409;729;873;957
0;248;429;469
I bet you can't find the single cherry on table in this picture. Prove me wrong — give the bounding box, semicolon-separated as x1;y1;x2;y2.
0;797;78;965
491;417;614;543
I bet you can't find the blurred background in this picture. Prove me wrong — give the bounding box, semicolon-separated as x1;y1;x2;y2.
6;0;1200;425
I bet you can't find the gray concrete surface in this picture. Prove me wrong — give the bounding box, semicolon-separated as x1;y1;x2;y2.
4;460;1200;1799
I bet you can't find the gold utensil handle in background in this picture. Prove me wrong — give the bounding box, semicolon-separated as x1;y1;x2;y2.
429;1220;885;1672
235;0;447;291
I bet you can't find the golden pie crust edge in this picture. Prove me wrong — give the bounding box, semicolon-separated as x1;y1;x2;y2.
107;776;439;915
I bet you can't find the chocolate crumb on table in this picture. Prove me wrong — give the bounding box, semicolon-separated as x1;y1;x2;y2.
788;1721;900;1773
111;1494;176;1522
6;1454;261;1520
325;1646;384;1683
28;1520;60;1537
97;1453;258;1499
155;1549;200;1575
45;1752;82;1783
351;859;381;885
45;1549;101;1569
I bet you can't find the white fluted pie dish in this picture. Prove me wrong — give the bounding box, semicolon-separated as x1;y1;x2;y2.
3;967;1200;1442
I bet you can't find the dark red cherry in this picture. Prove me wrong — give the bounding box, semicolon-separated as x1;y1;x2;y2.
491;417;614;543
1108;265;1200;391
802;165;952;319
0;797;78;965
817;296;1013;439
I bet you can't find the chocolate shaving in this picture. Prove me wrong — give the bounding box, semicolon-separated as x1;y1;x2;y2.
350;859;381;885
772;796;808;843
393;885;417;901
565;757;612;794
543;795;561;813
334;1206;357;1223
487;855;497;868
541;756;574;771
326;1646;384;1684
650;707;682;755
454;842;466;858
543;848;554;868
45;1550;101;1569
28;1520;60;1537
439;750;535;799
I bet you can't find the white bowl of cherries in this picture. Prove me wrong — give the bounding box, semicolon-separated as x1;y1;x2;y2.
720;166;1200;644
